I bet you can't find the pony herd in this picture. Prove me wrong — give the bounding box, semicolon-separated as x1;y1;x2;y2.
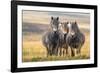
42;17;85;57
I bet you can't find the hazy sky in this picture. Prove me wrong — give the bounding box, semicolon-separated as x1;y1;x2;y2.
22;10;90;24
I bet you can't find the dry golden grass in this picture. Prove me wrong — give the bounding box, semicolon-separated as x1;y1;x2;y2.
22;32;90;62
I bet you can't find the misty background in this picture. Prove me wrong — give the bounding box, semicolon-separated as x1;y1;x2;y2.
22;10;90;41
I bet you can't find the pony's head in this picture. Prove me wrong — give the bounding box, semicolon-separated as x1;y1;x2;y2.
67;21;80;36
59;22;69;34
50;17;59;32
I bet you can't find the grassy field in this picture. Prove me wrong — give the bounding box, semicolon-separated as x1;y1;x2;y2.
22;32;90;62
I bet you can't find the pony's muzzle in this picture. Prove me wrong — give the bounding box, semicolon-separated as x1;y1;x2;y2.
53;28;57;32
71;31;75;36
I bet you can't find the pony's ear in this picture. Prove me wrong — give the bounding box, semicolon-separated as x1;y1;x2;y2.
51;17;53;20
75;21;77;24
69;22;72;24
57;17;59;20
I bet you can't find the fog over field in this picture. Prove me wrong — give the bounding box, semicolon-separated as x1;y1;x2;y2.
22;10;90;35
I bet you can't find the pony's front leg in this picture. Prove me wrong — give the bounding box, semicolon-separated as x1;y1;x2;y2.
76;46;81;56
65;48;68;57
54;48;59;56
71;48;75;57
58;47;62;56
76;48;81;57
65;45;68;56
47;48;50;57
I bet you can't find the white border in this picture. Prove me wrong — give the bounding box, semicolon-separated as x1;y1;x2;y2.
17;5;94;68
